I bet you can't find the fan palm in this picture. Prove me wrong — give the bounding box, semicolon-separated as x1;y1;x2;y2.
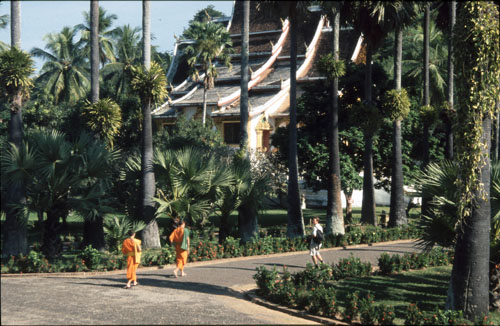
184;20;233;125
75;6;117;67
153;147;234;228
0;47;35;256
102;25;141;99
1;129;118;257
30;27;89;104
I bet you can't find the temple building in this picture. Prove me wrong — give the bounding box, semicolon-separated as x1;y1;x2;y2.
152;1;363;152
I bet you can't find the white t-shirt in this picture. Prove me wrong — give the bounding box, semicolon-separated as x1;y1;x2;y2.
312;224;323;237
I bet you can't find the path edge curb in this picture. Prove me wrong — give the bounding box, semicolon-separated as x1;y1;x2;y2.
0;239;418;278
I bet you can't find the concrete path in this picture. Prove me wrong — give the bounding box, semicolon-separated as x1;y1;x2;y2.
1;240;420;325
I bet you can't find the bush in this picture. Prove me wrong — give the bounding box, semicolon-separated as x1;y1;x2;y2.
359;291;377;325
253;266;279;298
271;267;295;306
293;263;333;290
343;290;360;323
79;245;102;270
378;248;453;275
308;285;338;317
405;303;425;326
376;303;396;325
423;308;468;326
333;254;372;280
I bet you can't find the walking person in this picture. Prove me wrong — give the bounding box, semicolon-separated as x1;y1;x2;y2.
169;219;190;278
309;217;324;266
121;230;142;289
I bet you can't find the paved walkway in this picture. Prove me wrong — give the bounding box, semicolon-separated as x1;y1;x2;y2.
1;240;421;325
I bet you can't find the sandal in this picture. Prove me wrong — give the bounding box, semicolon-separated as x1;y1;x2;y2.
133;282;138;286
124;285;131;289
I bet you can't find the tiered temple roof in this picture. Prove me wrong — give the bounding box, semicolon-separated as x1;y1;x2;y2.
152;1;362;149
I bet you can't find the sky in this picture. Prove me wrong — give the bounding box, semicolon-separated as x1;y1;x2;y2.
0;1;234;72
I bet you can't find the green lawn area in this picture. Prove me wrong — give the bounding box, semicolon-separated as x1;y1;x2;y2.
334;265;500;325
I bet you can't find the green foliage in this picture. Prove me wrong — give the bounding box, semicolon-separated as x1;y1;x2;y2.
359;291;377;325
318;53;345;80
378;248;453;275
0;47;35;104
405;303;425;326
103;215;146;252
416;160;500;252
351;102;382;136
376;303;396;325
344;290;361;322
253;265;279;297
454;2;500;220
332;254;372;280
308;285;338;317
382;88;411;121
81;98;122;148
419;104;439;127
30;27;89;104
130;61;168;105
182;5;225;38
79;245;101;270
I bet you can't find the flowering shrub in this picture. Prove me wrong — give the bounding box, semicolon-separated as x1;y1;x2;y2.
343;290;360;323
308;285;338;317
405;303;425;325
270;267;296;306
359;291;377;325
79;245;102;270
333;254;371;280
293;263;333;289
378;248;453;275
253;266;279;297
376;303;395;325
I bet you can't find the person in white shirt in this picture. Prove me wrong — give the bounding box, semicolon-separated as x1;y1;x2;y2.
309;217;324;266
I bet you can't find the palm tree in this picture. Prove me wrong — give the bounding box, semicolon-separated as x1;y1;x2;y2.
89;0;99;102
142;0;151;69
0;47;34;257
10;0;20;48
239;0;249;151
30;27;89;104
319;1;345;236
345;1;392;225
446;2;499;320
0;3;9;50
184;20;233;125
153;147;234;229
1;129;118;257
130;61;167;249
81;98;122;149
102;25;142;99
384;1;421;227
446;2;456;160
75;6;117;67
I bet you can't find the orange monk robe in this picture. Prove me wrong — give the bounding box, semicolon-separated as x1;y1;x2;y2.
169;227;188;270
122;238;140;281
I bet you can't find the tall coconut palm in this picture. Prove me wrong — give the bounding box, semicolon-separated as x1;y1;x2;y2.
446;2;455;160
239;0;249;151
446;2;499;320
30;27;89;104
102;25;141;100
318;1;345;236
75;6;117;67
130;61;167;249
184;20;233;125
257;0;311;237
0;47;34;257
383;1;421;227
89;0;99;102
345;1;392;225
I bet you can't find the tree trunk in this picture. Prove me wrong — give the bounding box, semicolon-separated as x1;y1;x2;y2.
239;0;249;150
389;28;407;227
140;96;160;248
3;2;28;257
325;11;344;236
142;0;150;69
238;203;258;244
42;208;63;258
90;0;99;103
495;101;500;161
447;117;491;320
421;4;431;218
286;7;305;238
360;44;376;226
202;86;207;125
445;1;455;160
345;191;353;225
10;0;20;48
83;217;106;251
389;120;407;226
219;212;231;244
361;133;376;225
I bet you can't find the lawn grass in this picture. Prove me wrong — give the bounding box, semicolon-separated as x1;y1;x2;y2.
333;265;500;325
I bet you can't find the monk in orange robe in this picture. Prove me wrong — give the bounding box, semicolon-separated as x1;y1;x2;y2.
121;230;142;288
169;219;190;277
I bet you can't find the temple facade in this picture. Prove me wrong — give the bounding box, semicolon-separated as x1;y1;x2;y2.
152;1;362;152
